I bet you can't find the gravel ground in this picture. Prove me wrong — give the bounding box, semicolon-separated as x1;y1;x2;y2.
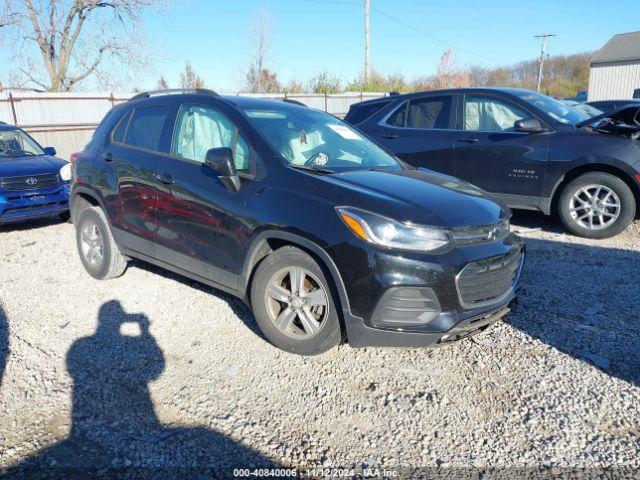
0;213;639;477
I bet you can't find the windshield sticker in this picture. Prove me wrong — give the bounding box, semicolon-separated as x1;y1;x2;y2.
328;124;362;140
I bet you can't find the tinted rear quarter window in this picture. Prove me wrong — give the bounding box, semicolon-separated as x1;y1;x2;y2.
347;99;392;124
111;110;131;143
123;105;168;151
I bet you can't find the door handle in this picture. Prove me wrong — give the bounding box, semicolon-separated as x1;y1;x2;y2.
102;152;114;162
155;173;174;185
382;133;399;139
457;137;479;143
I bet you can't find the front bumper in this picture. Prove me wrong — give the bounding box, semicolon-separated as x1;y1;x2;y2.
328;233;524;348
0;183;69;224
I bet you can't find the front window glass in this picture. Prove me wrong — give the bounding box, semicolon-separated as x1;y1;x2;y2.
242;107;401;171
172;105;250;172
511;90;589;125
464;95;529;132
0;129;44;157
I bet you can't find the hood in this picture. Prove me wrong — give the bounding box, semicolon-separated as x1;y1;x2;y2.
0;154;67;178
321;168;508;229
577;104;640;140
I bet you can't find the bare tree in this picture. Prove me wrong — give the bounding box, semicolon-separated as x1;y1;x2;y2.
156;75;169;90
467;64;490;87
179;62;204;89
433;49;469;89
245;6;278;93
0;0;170;91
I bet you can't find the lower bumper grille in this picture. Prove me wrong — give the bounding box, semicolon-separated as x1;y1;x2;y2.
456;248;523;308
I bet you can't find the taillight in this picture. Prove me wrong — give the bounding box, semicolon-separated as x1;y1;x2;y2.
635;174;640;183
69;151;82;163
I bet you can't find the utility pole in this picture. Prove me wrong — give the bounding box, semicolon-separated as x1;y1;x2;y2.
365;0;371;84
535;33;556;93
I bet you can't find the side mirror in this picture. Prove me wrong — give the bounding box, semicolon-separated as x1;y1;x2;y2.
205;147;240;192
43;146;57;156
514;117;547;134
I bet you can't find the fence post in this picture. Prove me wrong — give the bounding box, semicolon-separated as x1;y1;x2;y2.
109;93;115;106
8;93;18;126
324;92;328;112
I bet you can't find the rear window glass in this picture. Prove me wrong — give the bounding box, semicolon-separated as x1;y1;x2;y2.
123;106;168;151
347;99;391;124
387;96;452;129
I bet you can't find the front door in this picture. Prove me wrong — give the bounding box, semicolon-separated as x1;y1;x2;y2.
153;103;255;290
452;93;549;208
365;94;456;175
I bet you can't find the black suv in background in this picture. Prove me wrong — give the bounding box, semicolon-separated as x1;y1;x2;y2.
346;88;640;238
71;89;524;355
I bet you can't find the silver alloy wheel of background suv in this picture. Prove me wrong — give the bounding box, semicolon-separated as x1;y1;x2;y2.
264;267;329;339
569;184;621;230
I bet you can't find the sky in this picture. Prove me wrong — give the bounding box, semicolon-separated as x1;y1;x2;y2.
4;0;640;92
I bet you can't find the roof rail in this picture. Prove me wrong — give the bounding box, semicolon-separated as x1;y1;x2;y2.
281;98;307;107
129;88;220;102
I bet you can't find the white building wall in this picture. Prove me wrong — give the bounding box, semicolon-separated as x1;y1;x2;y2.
588;61;640;101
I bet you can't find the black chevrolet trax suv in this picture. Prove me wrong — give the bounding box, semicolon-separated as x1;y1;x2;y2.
71;89;524;355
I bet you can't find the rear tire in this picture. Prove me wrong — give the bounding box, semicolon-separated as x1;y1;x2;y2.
558;172;635;239
250;246;341;355
76;206;127;279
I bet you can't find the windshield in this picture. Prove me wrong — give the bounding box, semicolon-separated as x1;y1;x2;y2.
572;102;603;118
241;107;401;171
0;129;44;157
511;90;590;125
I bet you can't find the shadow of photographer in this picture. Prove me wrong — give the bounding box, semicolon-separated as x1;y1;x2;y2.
4;300;280;479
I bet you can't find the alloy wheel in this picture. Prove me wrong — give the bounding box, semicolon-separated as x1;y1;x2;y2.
569;184;621;230
264;267;329;339
80;219;104;268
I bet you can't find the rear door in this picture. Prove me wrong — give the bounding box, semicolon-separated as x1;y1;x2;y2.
153;102;257;290
106;104;170;256
452;93;549;204
364;94;457;175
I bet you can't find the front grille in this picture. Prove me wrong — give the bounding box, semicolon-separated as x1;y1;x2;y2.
456;248;523;308
451;218;510;246
0;173;60;191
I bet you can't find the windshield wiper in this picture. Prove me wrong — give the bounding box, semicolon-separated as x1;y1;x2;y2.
289;164;334;174
3;150;36;156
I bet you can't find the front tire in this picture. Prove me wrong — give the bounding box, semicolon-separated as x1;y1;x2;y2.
558;172;636;239
250;246;342;355
76;206;127;279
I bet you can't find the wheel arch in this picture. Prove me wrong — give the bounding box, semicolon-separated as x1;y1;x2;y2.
550;163;640;216
70;186;104;224
240;231;351;330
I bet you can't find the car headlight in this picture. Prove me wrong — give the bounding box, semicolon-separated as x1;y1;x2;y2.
59;162;71;181
336;207;451;252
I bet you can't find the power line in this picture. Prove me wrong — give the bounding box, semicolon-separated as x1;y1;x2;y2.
299;0;509;63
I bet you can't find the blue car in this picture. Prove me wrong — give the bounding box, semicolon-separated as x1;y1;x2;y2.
0;122;70;224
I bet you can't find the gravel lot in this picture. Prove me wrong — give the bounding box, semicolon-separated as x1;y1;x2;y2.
1;213;639;477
